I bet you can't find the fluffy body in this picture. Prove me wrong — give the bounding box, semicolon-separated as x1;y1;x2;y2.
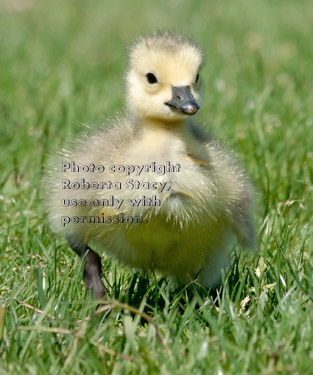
46;31;255;292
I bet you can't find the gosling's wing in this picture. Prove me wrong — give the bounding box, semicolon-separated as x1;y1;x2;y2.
201;134;257;251
43;116;135;235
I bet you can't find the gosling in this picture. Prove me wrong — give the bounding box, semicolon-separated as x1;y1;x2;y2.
46;31;256;299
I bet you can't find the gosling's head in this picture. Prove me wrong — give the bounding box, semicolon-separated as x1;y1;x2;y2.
126;31;204;122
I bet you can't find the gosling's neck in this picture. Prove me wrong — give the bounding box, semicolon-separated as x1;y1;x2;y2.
134;115;188;133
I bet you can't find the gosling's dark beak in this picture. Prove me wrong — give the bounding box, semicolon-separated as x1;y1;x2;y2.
165;86;199;115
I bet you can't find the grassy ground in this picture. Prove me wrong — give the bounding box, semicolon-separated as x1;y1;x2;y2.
1;0;313;374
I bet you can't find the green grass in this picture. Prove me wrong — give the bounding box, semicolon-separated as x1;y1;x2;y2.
1;0;313;374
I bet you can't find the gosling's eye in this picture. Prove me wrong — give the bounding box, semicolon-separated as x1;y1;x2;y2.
195;73;199;83
146;73;158;84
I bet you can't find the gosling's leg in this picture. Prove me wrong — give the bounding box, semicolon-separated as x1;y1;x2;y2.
66;235;106;299
83;247;106;299
197;247;228;288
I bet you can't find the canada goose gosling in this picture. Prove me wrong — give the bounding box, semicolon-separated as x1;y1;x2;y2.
46;32;256;299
